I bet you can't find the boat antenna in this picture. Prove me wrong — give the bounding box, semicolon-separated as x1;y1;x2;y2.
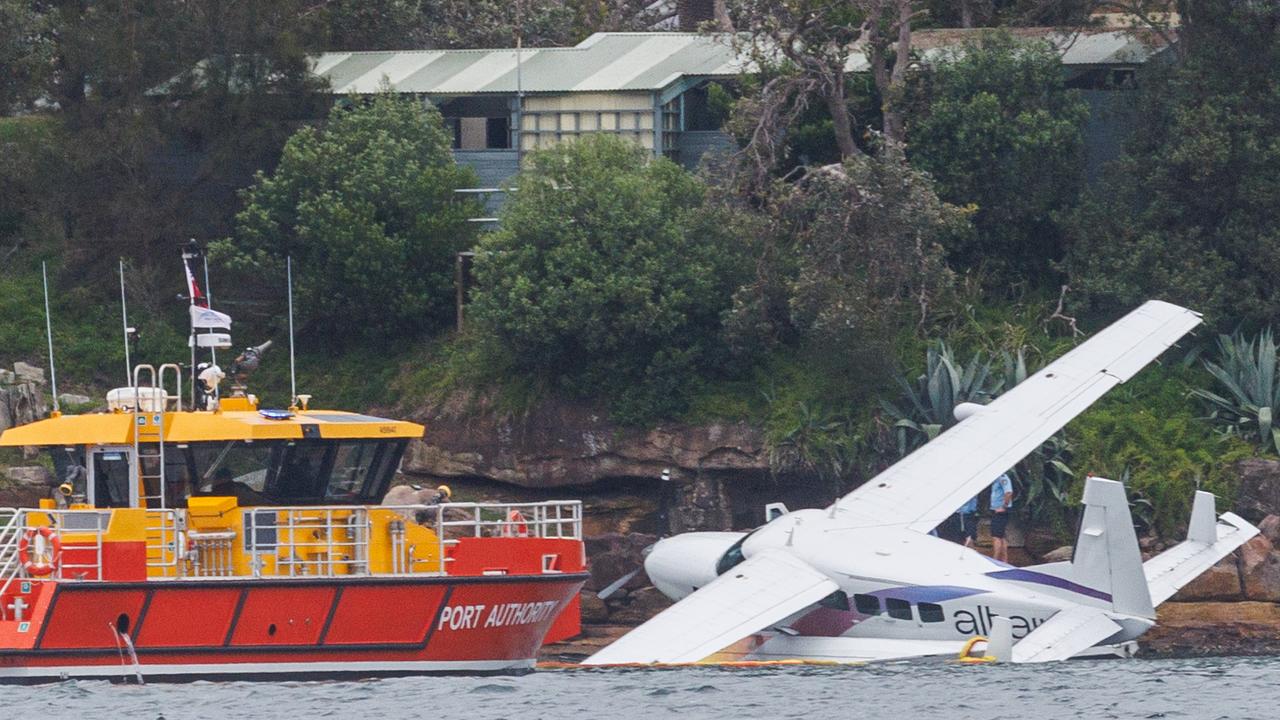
202;250;216;366
287;255;297;408
41;261;60;414
119;259;133;387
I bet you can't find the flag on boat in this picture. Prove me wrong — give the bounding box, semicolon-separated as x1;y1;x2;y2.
190;304;232;330
183;254;207;308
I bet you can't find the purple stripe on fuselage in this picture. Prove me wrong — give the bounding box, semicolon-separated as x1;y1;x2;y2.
985;568;1113;602
868;585;988;604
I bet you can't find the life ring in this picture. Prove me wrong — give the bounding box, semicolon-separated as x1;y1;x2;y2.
954;635;996;664
18;526;62;577
503;510;529;537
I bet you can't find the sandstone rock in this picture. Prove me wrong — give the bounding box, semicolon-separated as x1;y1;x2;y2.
1234;458;1280;522
1260;515;1280;544
0;369;14;385
1240;537;1280;602
400;389;767;493
57;393;93;407
0;382;45;432
584;532;657;592
579;591;609;624
5;466;53;488
1006;547;1035;567
580;494;659;537
1141;602;1280;657
13;362;44;384
672;474;731;533
607;586;672;625
1240;534;1274;570
1040;545;1073;563
1173;555;1242;601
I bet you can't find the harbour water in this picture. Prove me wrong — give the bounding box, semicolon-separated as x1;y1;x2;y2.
0;655;1272;719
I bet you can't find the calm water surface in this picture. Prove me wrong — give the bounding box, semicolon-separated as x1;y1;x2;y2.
0;656;1273;719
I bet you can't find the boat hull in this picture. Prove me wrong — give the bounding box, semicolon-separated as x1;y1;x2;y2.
0;573;587;683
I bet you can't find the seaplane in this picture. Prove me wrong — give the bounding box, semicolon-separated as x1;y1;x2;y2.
585;301;1258;666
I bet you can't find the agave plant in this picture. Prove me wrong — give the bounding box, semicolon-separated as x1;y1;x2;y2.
883;342;1077;530
1191;329;1280;454
880;341;1005;456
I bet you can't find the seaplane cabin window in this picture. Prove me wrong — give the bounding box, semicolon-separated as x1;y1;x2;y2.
885;597;913;621
918;602;945;623
853;594;882;615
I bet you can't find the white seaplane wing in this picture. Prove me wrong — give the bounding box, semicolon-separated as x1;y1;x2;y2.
582;549;838;666
1144;491;1258;605
1010;606;1123;663
831;300;1201;534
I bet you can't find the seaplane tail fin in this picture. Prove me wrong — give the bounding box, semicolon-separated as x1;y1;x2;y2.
1073;477;1155;617
1015;477;1154;617
1143;491;1259;606
1011;606;1122;663
582;549;838;666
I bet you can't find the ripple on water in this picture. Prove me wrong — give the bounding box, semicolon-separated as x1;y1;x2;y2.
2;656;1280;720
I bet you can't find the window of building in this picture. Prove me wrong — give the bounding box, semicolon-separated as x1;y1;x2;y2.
853;594;882;615
885;598;913;621
486;117;511;149
918;602;945;623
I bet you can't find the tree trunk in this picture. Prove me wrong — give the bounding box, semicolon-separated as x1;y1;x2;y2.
713;0;734;31
824;71;860;158
870;0;913;144
961;0;974;28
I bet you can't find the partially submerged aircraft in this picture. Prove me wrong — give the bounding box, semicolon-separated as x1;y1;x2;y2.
585;301;1258;666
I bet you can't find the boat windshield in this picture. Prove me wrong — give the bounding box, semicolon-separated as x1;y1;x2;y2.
187;439;407;505
45;438;407;508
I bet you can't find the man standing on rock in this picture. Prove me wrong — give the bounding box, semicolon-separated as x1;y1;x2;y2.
990;473;1014;563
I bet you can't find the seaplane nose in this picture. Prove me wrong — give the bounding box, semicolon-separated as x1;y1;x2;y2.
645;531;747;601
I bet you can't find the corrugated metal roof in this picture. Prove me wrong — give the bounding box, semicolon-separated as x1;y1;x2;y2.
311;29;1169;96
319;33;746;95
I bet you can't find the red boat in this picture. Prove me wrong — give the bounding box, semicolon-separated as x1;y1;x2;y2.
0;251;587;682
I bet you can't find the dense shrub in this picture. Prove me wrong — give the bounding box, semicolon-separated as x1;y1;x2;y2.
906;31;1088;286
725;145;963;369
1065;1;1280;327
1068;367;1252;539
467;135;748;423
214;92;479;342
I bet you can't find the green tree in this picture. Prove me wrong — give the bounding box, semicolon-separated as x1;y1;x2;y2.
726;145;963;364
214;92;479;342
0;0;50;113
468;135;747;422
1065;0;1280;327
906;31;1088;287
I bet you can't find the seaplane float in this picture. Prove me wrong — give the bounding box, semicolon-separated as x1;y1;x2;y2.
585;301;1258;666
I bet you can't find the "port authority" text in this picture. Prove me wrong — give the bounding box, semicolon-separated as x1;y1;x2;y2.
438;600;560;631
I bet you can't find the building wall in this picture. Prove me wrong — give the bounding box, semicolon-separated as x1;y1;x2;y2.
673;130;736;170
521;92;656;150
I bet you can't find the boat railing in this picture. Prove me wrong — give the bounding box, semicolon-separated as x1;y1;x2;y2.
0;500;582;584
425;501;583;540
240;506;371;579
0;508;24;600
